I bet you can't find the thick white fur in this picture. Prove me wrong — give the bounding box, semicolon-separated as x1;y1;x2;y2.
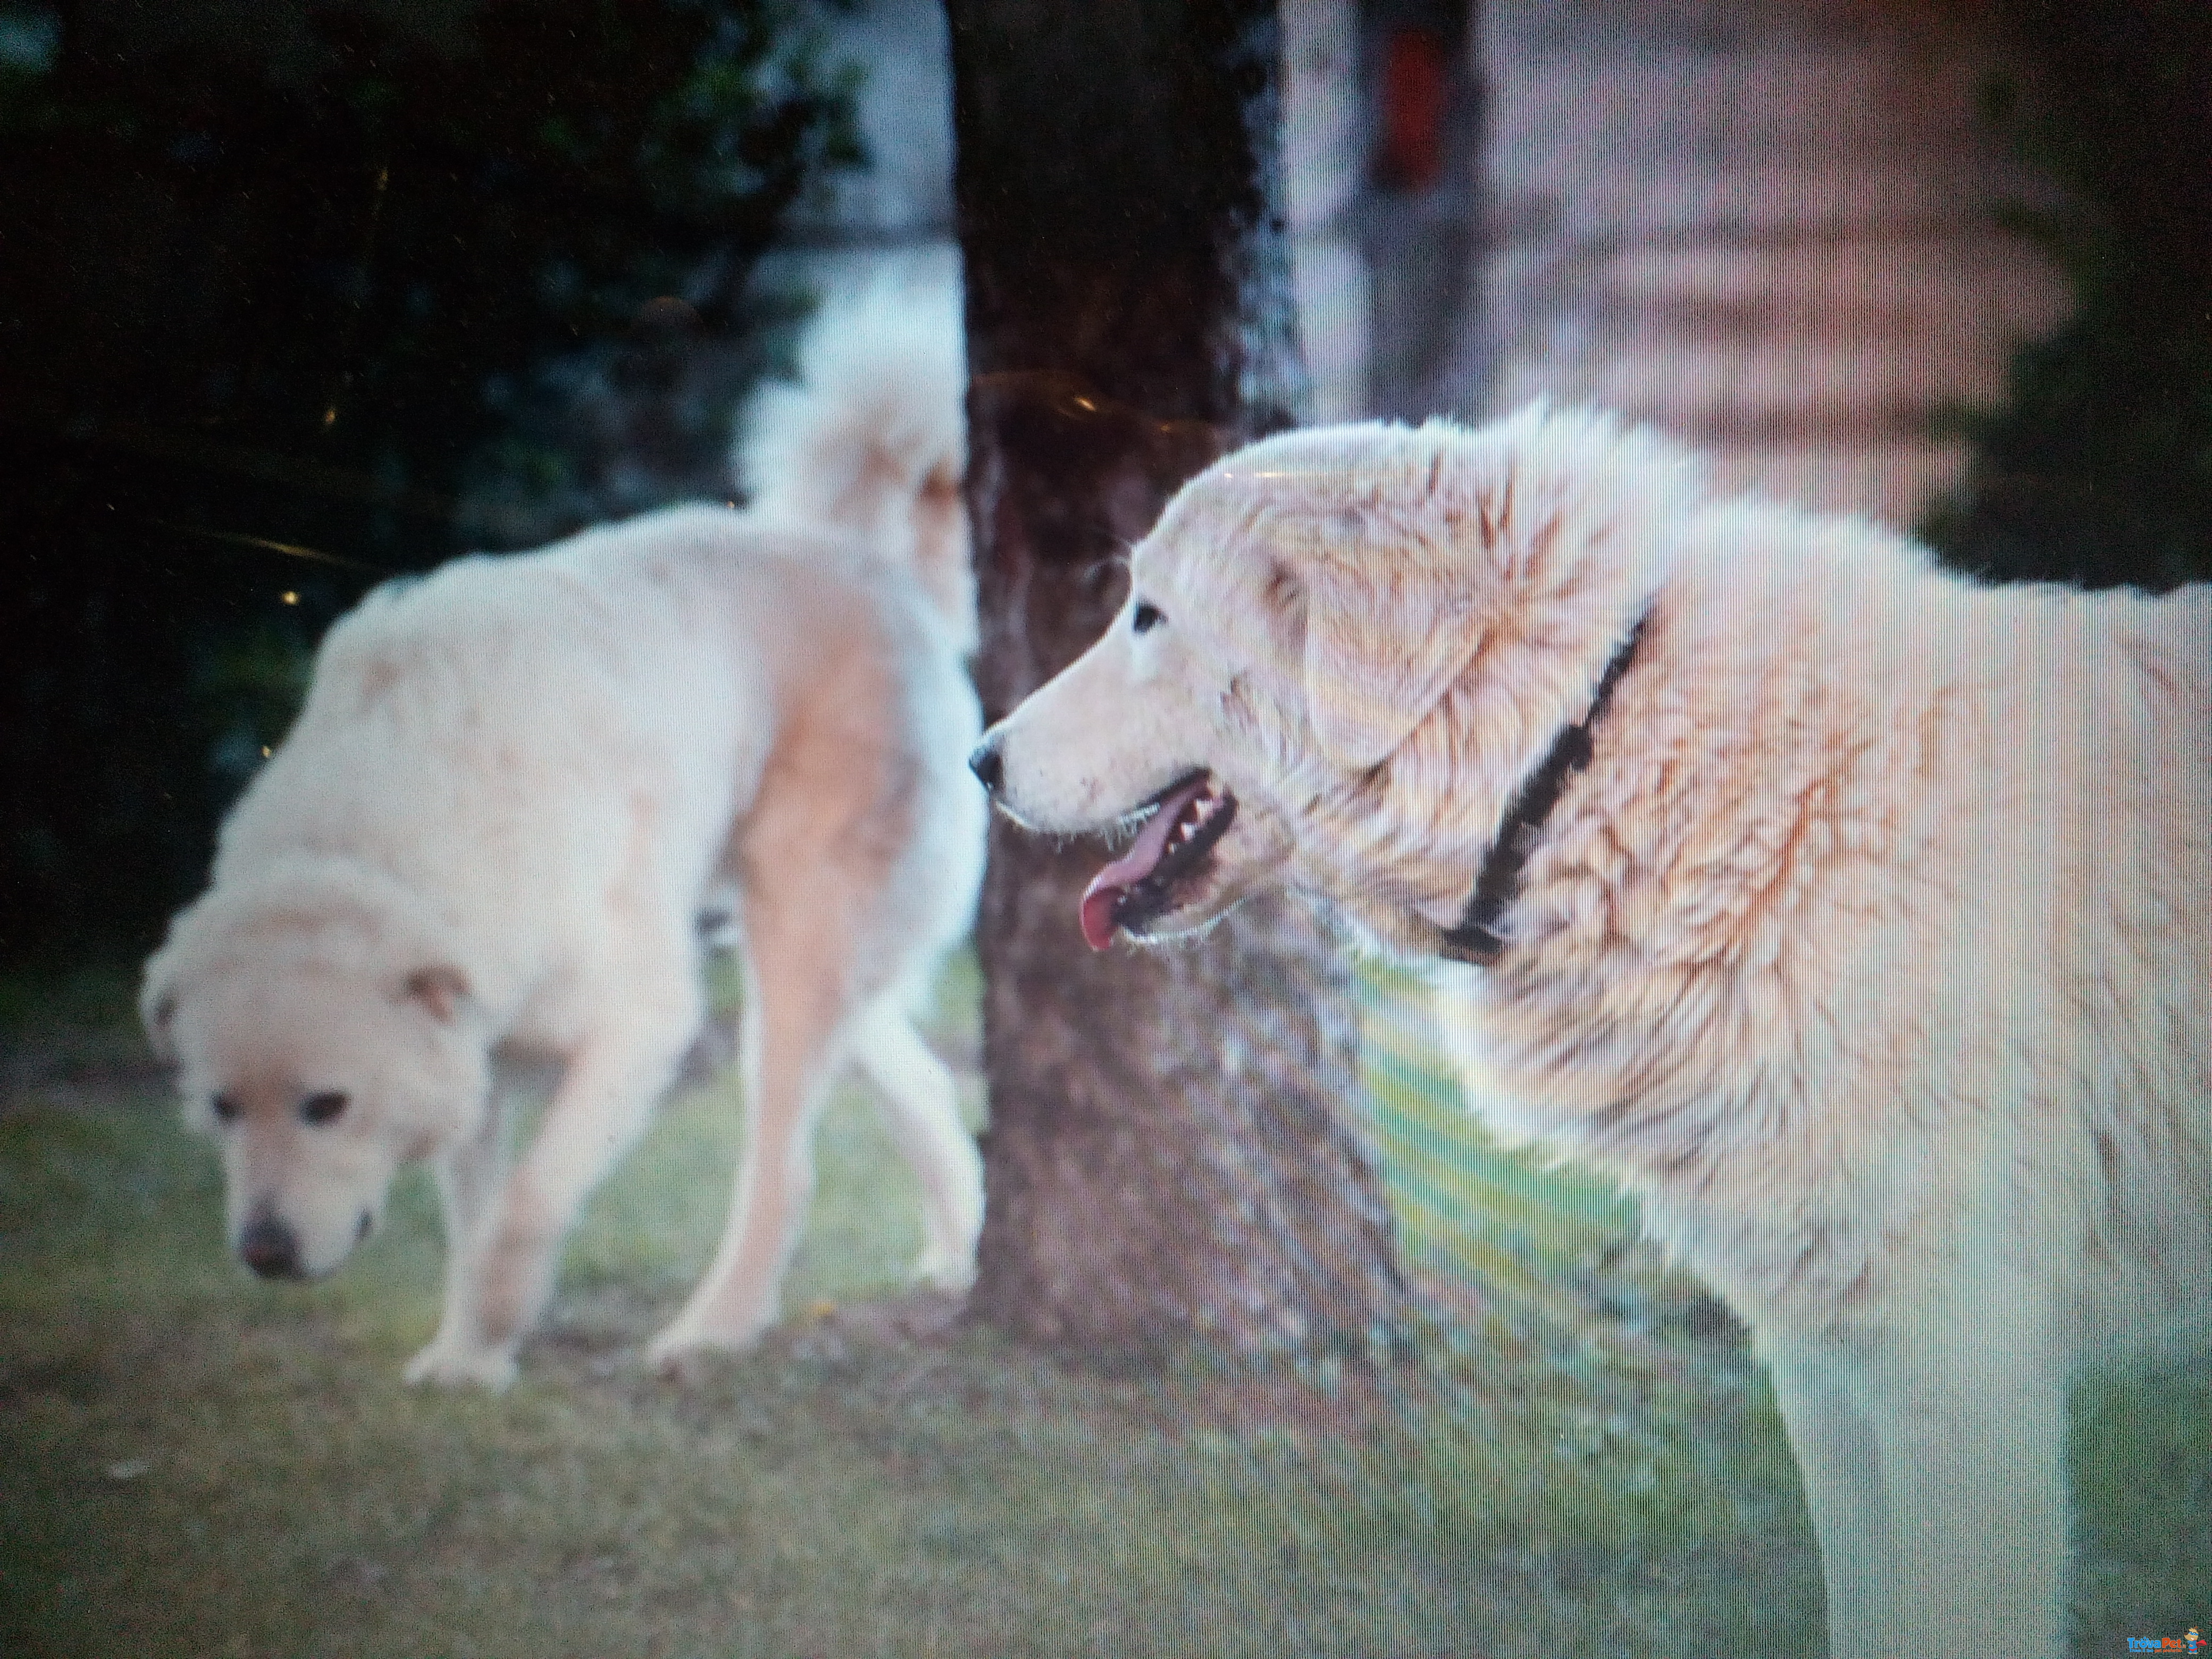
982;405;2211;1658
142;288;985;1387
740;281;974;652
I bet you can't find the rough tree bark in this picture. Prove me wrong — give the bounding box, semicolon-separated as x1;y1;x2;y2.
946;0;1404;1359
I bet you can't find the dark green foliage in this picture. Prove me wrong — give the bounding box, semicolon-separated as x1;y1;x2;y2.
0;2;860;961
1925;0;2212;591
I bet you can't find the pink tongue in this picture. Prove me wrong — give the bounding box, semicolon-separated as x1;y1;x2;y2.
1079;776;1208;951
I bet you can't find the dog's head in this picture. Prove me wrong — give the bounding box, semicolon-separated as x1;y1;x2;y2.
973;406;1694;953
141;873;489;1280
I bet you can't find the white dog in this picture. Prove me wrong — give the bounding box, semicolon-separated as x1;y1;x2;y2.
141;287;986;1388
971;404;2210;1658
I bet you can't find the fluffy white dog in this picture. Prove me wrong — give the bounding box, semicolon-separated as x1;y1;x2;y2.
972;404;2210;1658
142;287;985;1388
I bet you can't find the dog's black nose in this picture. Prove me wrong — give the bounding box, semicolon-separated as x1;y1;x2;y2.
968;740;1003;793
238;1216;303;1279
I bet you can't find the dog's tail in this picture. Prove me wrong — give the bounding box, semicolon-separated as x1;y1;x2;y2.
736;279;974;651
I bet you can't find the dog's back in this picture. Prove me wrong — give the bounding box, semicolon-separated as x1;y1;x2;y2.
197;283;979;1025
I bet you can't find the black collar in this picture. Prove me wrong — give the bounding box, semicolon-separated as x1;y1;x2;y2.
1434;614;1649;966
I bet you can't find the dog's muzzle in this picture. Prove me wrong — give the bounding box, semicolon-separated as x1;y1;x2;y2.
238;1213;304;1279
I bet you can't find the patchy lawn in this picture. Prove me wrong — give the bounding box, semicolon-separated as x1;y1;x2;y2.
0;958;2200;1657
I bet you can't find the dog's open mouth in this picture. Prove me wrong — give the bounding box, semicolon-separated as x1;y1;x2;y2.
1079;770;1237;950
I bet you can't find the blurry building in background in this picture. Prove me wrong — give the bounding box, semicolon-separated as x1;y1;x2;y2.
1284;0;1489;424
795;0;2067;537
1286;0;2068;527
1477;0;2067;526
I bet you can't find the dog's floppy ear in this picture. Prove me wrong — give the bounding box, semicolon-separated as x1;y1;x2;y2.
1300;557;1482;770
400;963;471;1024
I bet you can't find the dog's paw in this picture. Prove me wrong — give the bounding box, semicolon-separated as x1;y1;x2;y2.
403;1338;518;1392
910;1245;977;1294
643;1319;766;1380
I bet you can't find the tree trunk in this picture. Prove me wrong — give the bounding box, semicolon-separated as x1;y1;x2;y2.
947;0;1404;1360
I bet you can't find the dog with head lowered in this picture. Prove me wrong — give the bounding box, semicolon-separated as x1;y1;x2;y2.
971;404;2210;1659
142;288;985;1388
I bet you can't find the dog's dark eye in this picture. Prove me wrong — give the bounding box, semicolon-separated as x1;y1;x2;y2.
300;1090;349;1127
211;1093;240;1124
1132;600;1166;634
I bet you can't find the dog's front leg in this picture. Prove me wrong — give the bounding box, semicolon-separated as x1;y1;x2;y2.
1766;1346;1895;1658
1871;1342;2068;1658
404;1079;513;1387
406;969;702;1389
1772;1309;2069;1658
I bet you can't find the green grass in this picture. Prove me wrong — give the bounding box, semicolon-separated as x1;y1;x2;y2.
1;958;2201;1657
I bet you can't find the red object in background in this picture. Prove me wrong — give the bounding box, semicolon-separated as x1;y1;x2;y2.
1378;26;1450;191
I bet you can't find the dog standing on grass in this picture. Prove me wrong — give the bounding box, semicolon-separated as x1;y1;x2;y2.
141;287;985;1388
971;404;2210;1659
